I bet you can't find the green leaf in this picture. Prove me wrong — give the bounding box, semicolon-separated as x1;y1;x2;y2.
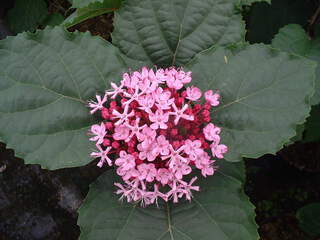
297;203;320;237
246;0;315;44
64;0;122;28
0;27;142;170
6;0;48;34
42;13;65;27
186;44;315;161
72;0;103;8
272;24;320;105
112;0;245;67
78;160;258;240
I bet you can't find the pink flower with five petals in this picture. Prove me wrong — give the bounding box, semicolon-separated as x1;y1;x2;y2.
149;109;169;130
205;90;220;106
203;123;221;142
88;94;107;114
137;163;157;182
184;140;204;160
186;86;202;101
113;124;130;140
89;123;106;145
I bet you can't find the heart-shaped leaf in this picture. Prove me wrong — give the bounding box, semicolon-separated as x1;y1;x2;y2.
7;0;48;34
112;0;245;67
272;24;320;105
0;27;141;169
186;44;315;161
78;160;258;240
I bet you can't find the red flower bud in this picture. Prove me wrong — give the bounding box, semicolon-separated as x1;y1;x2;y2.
103;138;110;146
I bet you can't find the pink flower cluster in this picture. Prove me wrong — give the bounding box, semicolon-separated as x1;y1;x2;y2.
88;67;227;206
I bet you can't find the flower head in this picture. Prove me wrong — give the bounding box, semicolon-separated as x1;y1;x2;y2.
87;66;227;206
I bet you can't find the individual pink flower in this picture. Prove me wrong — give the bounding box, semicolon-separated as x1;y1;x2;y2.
137;126;156;148
106;82;124;99
195;152;215;177
91;145;112;167
137;142;159;161
88;94;107;114
117;167;139;181
125;118;146;142
156;168;173;185
123;85;142;106
121;178;143;202
186;86;202;101
115;151;136;171
203;123;221;142
155;135;170;155
170;103;194;125
138;94;155;111
176;69;192;84
114;182;131;201
211;143;228;159
166;74;184;90
147;184;168;205
179;177;200;201
153;87;174;110
113;124;130;140
89;123;106;145
137;71;158;93
155;69;167;83
205;90;220;106
172;162;192;179
184;140;203;160
162;145;188;168
167;180;184;203
112;104;135;126
137;163;157;182
200;164;215;177
137;126;156;142
121;72;132;88
149;109;169;130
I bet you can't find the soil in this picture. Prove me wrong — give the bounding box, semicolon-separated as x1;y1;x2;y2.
0;143;106;240
245;154;320;240
68;14;114;41
1;1;320;239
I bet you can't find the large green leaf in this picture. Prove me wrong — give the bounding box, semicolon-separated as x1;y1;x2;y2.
246;0;315;44
297;203;320;237
0;27;141;170
272;24;320;105
112;0;245;67
6;0;48;34
186;44;315;161
78;160;258;240
65;0;122;28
